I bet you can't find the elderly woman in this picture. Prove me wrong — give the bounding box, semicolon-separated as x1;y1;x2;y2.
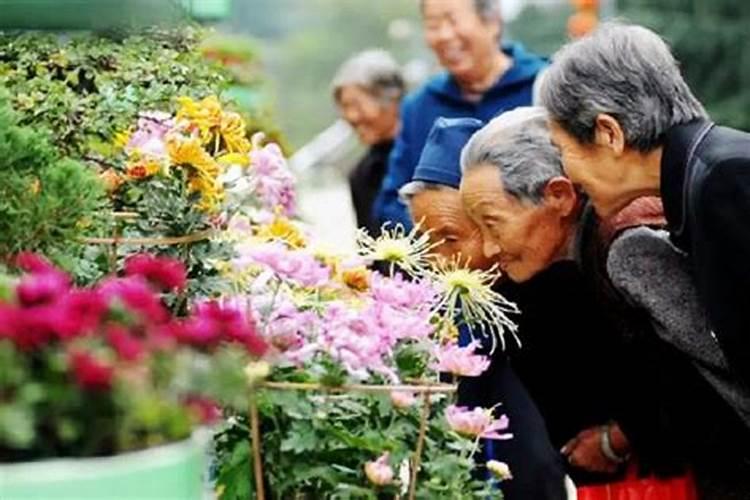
460;106;750;498
332;49;405;236
399;117;568;500
539;22;750;401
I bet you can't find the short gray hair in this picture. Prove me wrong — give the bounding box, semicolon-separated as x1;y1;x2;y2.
332;49;405;103
420;0;502;22
540;22;707;152
460;107;563;205
399;181;452;206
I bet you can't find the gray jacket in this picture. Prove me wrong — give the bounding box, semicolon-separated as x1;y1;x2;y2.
607;226;750;427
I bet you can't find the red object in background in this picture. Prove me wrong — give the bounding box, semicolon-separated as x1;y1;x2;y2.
578;468;698;500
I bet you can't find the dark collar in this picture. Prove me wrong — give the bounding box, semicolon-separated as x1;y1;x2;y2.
659;120;713;243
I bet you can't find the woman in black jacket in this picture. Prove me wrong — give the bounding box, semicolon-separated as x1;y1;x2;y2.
332;50;404;237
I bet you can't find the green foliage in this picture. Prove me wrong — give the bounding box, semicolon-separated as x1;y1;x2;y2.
0;94;107;266
618;1;750;130
214;388;495;500
0;27;228;160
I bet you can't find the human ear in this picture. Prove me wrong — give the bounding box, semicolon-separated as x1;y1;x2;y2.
543;176;578;217
593;113;625;155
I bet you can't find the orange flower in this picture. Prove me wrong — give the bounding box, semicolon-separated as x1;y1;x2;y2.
341;267;370;292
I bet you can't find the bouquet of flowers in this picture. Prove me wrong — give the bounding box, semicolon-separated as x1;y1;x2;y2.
213;220;519;499
0;252;266;462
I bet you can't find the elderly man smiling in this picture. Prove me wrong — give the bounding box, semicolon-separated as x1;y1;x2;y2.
373;0;547;230
400;117;568;500
460;107;750;497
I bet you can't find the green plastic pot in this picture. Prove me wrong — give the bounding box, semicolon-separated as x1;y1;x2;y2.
0;433;207;499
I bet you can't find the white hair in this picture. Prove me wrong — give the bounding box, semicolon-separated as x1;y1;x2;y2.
331;49;405;103
461;106;563;204
540;22;707;152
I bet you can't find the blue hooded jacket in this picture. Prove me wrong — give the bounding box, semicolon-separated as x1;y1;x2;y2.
374;42;547;229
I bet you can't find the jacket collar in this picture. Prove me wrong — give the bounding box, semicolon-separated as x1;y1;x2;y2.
425;42;546;105
660;120;713;244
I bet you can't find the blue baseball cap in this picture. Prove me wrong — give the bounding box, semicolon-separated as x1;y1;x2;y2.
411;117;484;189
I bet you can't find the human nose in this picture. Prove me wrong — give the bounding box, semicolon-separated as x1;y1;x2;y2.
482;236;501;259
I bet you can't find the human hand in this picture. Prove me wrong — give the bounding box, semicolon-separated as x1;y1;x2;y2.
561;426;620;474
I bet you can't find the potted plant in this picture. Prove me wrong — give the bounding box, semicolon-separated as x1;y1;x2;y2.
0;252;266;499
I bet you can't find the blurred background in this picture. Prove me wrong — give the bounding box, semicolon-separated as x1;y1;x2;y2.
2;0;749;247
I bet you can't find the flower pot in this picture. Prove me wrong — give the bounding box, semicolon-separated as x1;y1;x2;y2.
0;433;207;499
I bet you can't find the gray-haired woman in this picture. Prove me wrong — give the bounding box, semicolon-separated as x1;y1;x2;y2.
332;49;405;236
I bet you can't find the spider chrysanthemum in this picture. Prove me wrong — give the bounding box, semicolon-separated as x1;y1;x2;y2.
356;223;437;276
428;258;520;353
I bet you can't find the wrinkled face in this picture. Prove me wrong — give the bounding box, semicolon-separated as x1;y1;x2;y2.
337;85;399;145
410;187;494;271
461;164;574;282
422;0;501;85
549;120;631;218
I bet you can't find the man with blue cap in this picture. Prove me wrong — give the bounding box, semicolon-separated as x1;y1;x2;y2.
400;117;568;500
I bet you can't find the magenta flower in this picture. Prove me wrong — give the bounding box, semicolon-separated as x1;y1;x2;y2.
14;252;55;273
434;341;490;377
179;300;268;356
235;242;330;287
69;350;115;391
445;405;513;440
98;277;169;325
184;395;222;425
16;269;71;306
364;452;394;486
124;253;187;291
107;326;146;362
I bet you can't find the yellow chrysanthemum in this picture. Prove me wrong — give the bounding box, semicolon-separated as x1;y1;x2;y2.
217;152;250;167
356;223;437;276
167;135;224;212
176;95;251;155
428;258;520;353
255;216;306;249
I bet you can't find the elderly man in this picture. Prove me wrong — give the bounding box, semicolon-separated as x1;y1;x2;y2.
400;117;568;500
539;22;750;397
373;0;547;230
460;106;750;498
332;49;405;237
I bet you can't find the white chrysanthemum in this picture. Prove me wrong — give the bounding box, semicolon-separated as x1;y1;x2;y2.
428;258;520;353
356;223;437;275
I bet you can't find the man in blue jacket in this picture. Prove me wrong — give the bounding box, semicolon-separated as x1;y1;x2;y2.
373;0;547;230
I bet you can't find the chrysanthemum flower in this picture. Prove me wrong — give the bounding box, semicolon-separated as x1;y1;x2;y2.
176;95;250;154
254;216;307;249
445;405;513;440
356;223;437;276
428;258;520;353
364;453;394;486
434;341;490;377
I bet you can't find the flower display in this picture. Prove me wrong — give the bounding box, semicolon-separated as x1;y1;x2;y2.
0;254;264;460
